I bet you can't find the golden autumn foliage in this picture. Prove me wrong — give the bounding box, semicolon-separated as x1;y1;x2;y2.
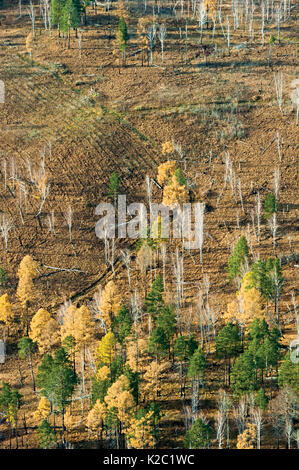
161;141;175;156
157;160;177;186
104;374;130;409
96;365;110;382
127;410;155;449
223;272;265;327
162;173;189;208
0;293;14;324
34;397;51;422
203;0;218;18
126;336;149;373
95;331;116;367
99;281;122;330
142;360;170;401
236;423;257;449
116;390;135;426
61;304;94;347
30;308;60;354
87;399;107;437
16;255;38;309
104;375;135;428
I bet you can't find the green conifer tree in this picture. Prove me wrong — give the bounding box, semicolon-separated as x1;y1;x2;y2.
227;236;249;281
184;418;213;449
216;322;241;386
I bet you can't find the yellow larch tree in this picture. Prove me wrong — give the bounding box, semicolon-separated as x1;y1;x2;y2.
104;375;130;409
16;255;38;331
61;304;94;348
104;375;135;438
142;360;169;402
30;308;60;354
127;410;155;449
96;365;110;382
61;304;94;390
86;399;107;440
223;272;265;328
116;390;135;432
162;173;189;209
95;331;116;367
161;141;175;156
34;397;51;422
203;0;218;20
236;423;257;449
157;160;177;186
99;281;122;330
0;294;14;334
126;336;149;373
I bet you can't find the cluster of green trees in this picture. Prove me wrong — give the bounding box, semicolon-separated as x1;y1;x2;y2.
36;348;79;444
215;315;298;398
51;0;89;42
230;319;282;396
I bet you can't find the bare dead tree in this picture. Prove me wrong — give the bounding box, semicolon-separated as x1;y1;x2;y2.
268;212;278;253
217;390;232;448
146;24;157;65
274;71;284;115
291;290;299;336
0;214;13;252
9;157;17;192
91;286;107;333
158;24;167;63
78;32;82;59
172;247;184;333
18;0;23;18
238;178;244;213
2;159;7;189
290;79;299;125
121;249;132;290
198;1;206;45
27;1;36;38
161;243;167;289
216;409;226;448
274;166;280;201
233;396;247;434
250;406;264;449
46;209;55;235
64;205;73;243
261;2;265;45
256;191;262;243
285;416;293;449
56;299;72;326
226;16;231;54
